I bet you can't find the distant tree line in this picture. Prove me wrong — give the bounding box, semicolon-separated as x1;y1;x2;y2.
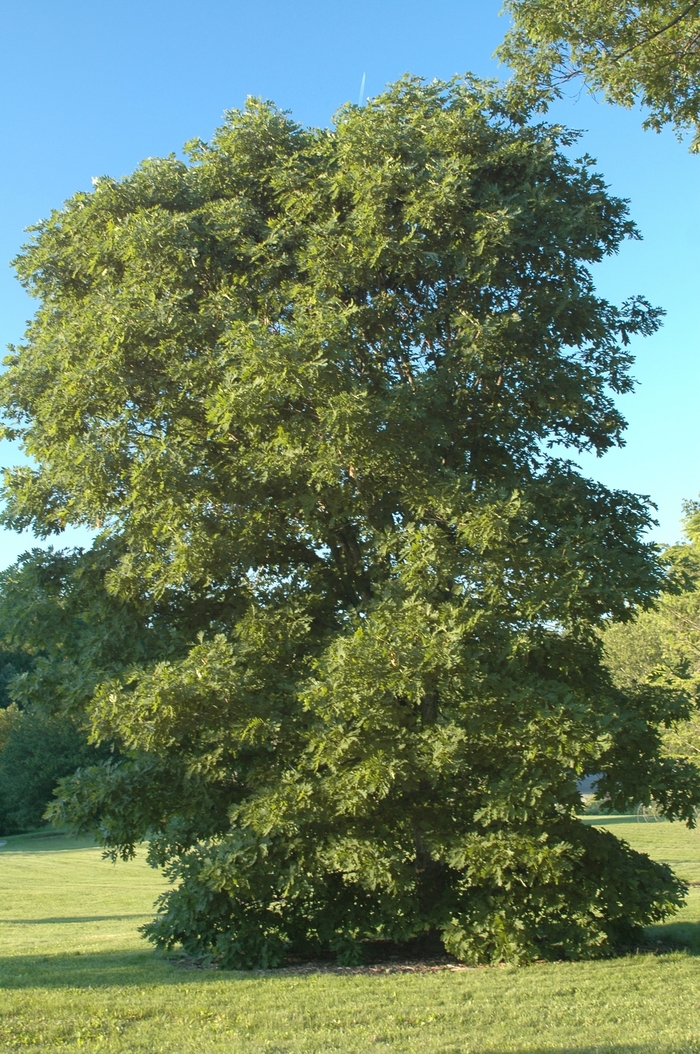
0;550;115;835
0;696;101;835
603;503;700;768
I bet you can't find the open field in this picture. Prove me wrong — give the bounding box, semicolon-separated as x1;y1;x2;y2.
1;820;699;1053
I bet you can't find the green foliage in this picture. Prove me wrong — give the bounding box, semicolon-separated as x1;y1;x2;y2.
0;647;33;709
0;544;183;717
2;75;698;967
0;703;20;754
602;502;700;765
0;548;137;835
0;706;105;835
500;0;700;149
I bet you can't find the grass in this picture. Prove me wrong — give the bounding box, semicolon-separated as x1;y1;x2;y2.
1;821;699;1053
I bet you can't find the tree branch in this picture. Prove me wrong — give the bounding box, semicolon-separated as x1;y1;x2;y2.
612;1;700;62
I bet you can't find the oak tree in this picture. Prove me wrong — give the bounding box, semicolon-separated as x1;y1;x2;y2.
2;77;698;966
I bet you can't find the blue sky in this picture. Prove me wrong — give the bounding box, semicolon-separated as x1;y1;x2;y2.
0;0;698;568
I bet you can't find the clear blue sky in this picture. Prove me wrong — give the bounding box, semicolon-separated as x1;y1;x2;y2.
0;0;698;569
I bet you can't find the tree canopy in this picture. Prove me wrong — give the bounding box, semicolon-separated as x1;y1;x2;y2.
2;76;698;967
500;0;700;149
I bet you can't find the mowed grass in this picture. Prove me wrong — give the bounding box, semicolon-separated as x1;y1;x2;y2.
0;821;699;1053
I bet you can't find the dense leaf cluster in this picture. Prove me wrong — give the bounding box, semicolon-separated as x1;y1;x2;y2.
1;77;697;966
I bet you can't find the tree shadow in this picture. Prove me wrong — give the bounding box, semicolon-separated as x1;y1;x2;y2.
3;914;149;925
3;932;700;995
0;834;97;853
0;948;194;990
517;1048;690;1054
645;917;700;953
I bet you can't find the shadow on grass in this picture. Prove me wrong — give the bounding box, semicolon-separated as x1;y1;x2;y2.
646;917;700;953
3;914;149;925
0;833;97;853
2;933;700;994
518;1048;700;1054
0;948;193;990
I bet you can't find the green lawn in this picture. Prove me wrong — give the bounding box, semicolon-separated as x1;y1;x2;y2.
1;821;699;1053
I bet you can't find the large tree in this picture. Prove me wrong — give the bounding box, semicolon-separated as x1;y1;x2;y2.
2;77;698;967
500;0;700;149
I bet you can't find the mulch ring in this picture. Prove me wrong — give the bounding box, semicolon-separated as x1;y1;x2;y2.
168;953;480;974
169;937;691;974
